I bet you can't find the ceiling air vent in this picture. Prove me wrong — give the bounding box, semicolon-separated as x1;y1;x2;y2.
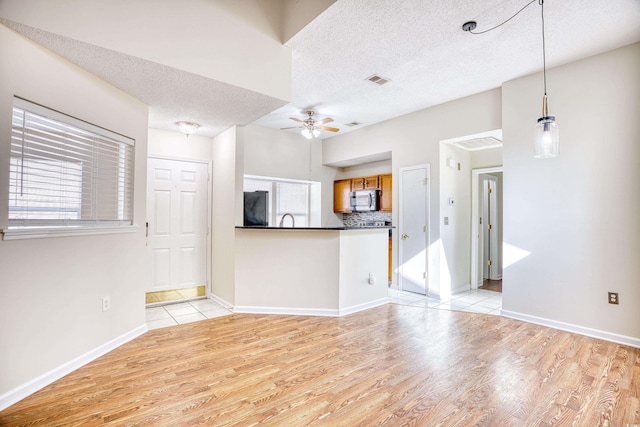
345;122;362;127
366;74;390;85
450;137;502;151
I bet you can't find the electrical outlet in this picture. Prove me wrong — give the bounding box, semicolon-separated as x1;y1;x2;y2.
368;273;376;285
102;296;111;311
608;292;619;305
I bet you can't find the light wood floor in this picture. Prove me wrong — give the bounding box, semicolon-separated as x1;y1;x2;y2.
1;304;638;426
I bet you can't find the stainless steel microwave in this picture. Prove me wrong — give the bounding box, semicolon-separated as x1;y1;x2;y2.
349;189;380;211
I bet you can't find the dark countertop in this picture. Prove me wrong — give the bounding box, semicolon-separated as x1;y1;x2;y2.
236;226;394;231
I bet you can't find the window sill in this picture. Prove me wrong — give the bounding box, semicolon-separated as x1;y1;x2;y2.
1;225;139;241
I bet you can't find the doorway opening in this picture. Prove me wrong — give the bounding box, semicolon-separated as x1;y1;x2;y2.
471;167;503;291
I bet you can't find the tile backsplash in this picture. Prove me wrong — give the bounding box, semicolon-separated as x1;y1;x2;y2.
342;211;392;226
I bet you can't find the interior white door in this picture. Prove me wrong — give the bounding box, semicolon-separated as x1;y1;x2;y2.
399;165;430;295
482;175;498;280
147;158;208;292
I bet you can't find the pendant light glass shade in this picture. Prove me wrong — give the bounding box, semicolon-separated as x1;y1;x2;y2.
534;115;559;158
534;94;559;158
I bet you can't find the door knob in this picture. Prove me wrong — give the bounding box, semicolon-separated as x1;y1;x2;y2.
401;233;409;239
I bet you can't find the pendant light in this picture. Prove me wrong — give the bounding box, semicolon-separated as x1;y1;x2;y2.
533;0;559;158
462;0;559;158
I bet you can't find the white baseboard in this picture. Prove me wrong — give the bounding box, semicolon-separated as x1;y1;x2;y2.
0;324;147;411
234;297;390;318
501;310;640;349
233;306;339;316
452;284;471;295
208;293;234;310
339;297;390;316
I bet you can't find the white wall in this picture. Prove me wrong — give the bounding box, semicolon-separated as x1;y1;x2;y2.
323;89;502;295
0;24;149;399
439;143;472;294
147;128;212;160
211;127;240;305
502;43;640;345
337;160;392;180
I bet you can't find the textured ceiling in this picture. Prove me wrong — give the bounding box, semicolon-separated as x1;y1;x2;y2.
0;18;287;137
2;0;640;140
255;0;640;138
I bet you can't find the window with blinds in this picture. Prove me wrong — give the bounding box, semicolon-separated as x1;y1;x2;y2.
244;176;311;227
8;97;135;228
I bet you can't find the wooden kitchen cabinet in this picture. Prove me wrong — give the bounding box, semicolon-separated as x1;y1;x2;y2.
363;175;379;189
351;178;365;191
333;179;352;213
379;174;392;212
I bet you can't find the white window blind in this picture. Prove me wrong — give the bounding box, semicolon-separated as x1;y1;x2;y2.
8;97;135;228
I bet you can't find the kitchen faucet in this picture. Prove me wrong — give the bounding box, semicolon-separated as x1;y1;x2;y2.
279;213;295;228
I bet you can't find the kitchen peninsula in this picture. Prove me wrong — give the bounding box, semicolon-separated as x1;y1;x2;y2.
233;226;392;316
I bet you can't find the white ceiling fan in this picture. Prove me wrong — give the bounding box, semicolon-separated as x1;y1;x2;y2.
280;111;339;139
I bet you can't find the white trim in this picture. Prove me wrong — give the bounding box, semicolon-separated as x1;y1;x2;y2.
451;284;472;295
1;225;139;241
0;324;147;411
147;154;211;164
501;310;640;349
208;293;234;310
233;298;390;317
338;297;390;316
233;306;339;317
470;166;503;290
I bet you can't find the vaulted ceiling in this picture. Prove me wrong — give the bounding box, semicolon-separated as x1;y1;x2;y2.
1;0;639;139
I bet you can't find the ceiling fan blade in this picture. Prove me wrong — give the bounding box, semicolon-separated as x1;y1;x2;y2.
318;126;339;132
289;117;304;123
280;125;303;130
315;117;334;125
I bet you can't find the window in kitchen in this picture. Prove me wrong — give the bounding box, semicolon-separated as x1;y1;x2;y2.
244;176;320;227
6;97;135;234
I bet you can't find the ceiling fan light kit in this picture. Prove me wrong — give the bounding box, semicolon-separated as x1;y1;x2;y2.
281;110;340;139
463;0;559;158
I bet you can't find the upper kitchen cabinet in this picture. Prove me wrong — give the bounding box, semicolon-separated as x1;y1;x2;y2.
379;174;392;212
364;175;379;189
351;177;365;191
333;179;352;213
351;176;379;190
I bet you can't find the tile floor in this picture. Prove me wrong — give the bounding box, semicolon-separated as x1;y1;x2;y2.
388;288;502;315
146;288;502;330
146;298;232;330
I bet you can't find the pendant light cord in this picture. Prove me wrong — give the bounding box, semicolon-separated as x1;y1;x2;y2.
468;0;537;34
540;0;547;96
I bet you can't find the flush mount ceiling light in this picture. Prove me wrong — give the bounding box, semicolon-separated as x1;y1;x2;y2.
176;121;200;136
463;0;559;158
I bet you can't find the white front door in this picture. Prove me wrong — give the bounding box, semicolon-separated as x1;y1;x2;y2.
398;165;430;295
147;158;209;292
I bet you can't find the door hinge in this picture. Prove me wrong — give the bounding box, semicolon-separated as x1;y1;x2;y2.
487;224;492;230
488;188;492;194
423;225;427;232
423;272;427;279
487;260;492;266
423;178;428;185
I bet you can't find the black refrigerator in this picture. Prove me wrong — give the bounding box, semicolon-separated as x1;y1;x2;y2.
243;191;268;226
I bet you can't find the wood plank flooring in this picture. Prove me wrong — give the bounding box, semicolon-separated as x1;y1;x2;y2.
1;304;638;426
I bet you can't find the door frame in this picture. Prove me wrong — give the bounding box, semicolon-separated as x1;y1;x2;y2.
471;166;502;290
398;164;431;295
147;155;212;294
